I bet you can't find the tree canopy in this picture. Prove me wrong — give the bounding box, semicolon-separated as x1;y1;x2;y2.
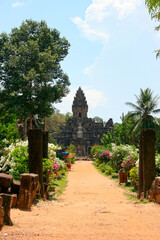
0;19;70;123
126;88;160;135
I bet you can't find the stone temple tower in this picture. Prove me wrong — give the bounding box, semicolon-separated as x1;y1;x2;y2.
55;87;113;157
72;87;88;119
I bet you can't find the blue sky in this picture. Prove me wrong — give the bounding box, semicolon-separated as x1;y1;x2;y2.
1;0;160;123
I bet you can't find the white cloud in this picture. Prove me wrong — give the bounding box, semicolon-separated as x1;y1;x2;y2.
85;89;107;109
72;0;142;44
72;0;142;76
12;2;26;8
54;88;107;115
113;0;142;19
72;17;110;43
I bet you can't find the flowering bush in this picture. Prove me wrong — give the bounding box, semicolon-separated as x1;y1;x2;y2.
0;140;28;180
110;143;138;171
91;145;107;159
99;150;110;162
0;140;67;181
121;154;137;173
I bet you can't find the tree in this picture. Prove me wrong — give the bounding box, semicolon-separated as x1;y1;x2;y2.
46;109;66;143
0;19;70;128
126;88;160;198
145;0;160;57
0;100;20;151
93;116;104;124
101;113;137;147
126;88;160;135
145;0;160;17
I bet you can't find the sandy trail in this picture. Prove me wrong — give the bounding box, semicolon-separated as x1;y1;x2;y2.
0;161;160;240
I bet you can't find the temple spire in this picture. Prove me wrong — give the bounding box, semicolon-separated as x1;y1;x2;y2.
72;87;88;118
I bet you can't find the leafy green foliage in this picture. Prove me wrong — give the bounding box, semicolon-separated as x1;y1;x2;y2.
0;102;20;151
110;144;138;172
0;140;68;182
101;114;138;147
90;145;107;158
129;166;138;189
0;19;70;122
0;140;29;180
126;88;160;136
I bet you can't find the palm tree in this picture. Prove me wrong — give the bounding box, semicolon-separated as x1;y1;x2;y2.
126;88;160;198
126;88;160;135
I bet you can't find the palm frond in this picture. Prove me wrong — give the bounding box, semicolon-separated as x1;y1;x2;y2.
125;102;142;111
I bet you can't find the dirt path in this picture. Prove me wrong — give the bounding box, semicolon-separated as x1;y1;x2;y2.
1;161;160;240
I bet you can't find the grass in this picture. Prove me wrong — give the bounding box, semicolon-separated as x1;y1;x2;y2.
50;171;68;199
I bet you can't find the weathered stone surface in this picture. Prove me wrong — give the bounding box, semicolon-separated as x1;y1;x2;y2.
138;129;156;198
18;173;39;209
11;180;20;196
0;173;13;191
55;87;113;156
43;183;49;199
11;194;17;208
0;196;4;226
0;194;13;226
0;206;4;227
0;196;3;206
28;129;44;197
149;177;160;203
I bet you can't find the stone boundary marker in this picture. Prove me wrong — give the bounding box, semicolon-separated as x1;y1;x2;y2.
0;173;40;228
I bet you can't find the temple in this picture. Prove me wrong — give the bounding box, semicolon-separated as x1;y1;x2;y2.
55;87;113;156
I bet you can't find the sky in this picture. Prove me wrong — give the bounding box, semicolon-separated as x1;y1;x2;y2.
0;0;160;123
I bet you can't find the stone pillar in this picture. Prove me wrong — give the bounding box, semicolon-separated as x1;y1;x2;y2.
0;194;13;225
43;131;49;159
18;173;39;209
138;131;144;199
43;131;49;183
28;129;44;197
0;197;4;227
138;129;156;198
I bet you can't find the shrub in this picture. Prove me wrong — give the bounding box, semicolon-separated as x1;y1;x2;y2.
155;154;160;176
98;163;106;172
0;140;66;181
91;145;106;159
120;153;138;173
129;166;138;189
105;166;114;175
110;143;138;172
0;140;28;180
99;150;110;163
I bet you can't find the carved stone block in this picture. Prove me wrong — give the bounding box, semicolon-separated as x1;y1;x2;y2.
0;197;4;227
0;173;13;193
11;180;20;196
0;194;13;226
18;173;39;209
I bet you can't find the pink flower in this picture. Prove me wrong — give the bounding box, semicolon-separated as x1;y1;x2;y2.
121;163;124;167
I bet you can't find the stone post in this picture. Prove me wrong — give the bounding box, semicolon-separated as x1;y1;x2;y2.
28;129;44;197
0;194;13;225
18;173;39;209
43;131;49;159
0;197;4;227
138;129;156;198
43;131;49;184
